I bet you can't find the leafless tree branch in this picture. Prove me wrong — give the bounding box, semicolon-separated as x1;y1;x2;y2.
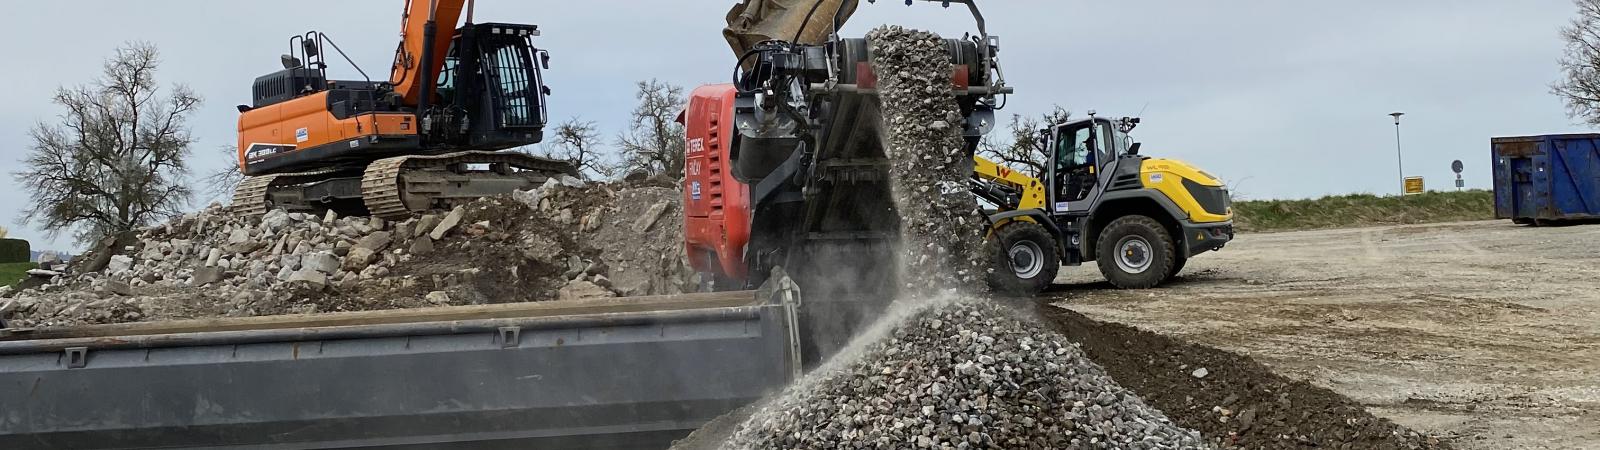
1553;0;1600;125
12;42;198;246
615;79;687;179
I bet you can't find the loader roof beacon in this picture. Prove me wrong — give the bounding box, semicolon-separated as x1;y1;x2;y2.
232;0;577;220
687;0;1235;299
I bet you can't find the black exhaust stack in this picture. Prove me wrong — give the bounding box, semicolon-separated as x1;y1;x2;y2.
416;1;438;140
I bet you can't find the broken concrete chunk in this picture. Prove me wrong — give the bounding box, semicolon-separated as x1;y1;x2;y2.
558;280;615;301
107;255;135;274
26;269;64;278
342;247;378;272
430;206;467;240
356;231;393;252
409;236;435;255
103;280;133;296
413;214;441;238
632;200;672;233
425;290;451;305
302;251;341;274
284;269;328;288
192;266;227;286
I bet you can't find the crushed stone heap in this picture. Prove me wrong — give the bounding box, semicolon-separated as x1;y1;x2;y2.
720;299;1213;449
869;25;989;297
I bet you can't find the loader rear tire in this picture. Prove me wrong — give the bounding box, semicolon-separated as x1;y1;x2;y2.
1096;215;1176;289
986;221;1059;296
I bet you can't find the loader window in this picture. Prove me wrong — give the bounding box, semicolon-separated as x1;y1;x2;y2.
1056;127;1092;170
1096;123;1117;166
1054;123;1100;203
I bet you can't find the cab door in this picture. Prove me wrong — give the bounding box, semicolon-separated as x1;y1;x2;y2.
1047;119;1120;216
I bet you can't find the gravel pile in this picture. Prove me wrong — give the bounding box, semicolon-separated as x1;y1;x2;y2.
869;25;988;297
719;298;1212;449
0;177;689;328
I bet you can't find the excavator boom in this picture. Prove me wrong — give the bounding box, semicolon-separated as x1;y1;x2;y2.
391;0;467;107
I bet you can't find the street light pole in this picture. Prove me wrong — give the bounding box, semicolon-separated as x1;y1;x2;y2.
1390;112;1405;195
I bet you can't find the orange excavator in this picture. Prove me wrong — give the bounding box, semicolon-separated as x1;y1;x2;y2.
231;0;575;219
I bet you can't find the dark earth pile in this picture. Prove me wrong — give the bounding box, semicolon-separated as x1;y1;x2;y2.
1043;307;1449;450
868;25;988;297
719;299;1212;449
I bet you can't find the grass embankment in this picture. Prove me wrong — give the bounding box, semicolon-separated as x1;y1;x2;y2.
1233;190;1495;232
0;262;37;288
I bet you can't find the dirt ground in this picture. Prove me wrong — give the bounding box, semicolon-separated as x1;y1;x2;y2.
1050;220;1600;450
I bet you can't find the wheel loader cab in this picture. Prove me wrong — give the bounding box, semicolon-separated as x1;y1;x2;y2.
1047;117;1123;215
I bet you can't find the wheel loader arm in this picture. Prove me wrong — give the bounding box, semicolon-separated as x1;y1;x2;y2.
974;156;1048;211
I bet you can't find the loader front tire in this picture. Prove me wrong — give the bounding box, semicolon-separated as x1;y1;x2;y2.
1096;215;1176;289
986;221;1059;296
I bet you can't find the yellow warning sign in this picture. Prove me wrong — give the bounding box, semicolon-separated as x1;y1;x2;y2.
1403;176;1425;195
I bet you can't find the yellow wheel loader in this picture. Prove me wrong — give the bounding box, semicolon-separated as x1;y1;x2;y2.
974;114;1234;293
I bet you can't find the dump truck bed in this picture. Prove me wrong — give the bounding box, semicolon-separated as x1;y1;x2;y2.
0;290;800;449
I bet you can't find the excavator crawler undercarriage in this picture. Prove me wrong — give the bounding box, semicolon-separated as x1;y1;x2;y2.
232;151;575;220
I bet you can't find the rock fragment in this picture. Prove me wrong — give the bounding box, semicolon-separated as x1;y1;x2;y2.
430;206;467;240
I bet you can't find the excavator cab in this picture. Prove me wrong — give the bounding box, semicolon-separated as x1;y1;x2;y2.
425;22;550;149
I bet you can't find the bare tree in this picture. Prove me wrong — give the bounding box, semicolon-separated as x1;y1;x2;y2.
203;145;246;200
616;79;687;179
543;117;615;180
1554;0;1600;125
14;42;200;245
977;106;1070;179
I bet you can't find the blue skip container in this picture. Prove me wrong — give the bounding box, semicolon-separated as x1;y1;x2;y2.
1491;134;1600;224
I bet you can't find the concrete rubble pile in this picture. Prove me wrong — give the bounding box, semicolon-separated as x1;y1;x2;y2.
721;299;1212;449
0;176;696;328
527;181;699;297
703;27;1213;450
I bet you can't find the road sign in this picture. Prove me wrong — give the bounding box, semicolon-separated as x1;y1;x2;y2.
1404;176;1425;195
1451;160;1464;174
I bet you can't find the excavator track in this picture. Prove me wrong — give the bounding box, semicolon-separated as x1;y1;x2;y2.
230;169;345;218
359;156;413;220
360;150;577;221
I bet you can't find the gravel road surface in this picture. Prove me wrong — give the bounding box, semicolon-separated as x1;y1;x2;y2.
1052;220;1600;449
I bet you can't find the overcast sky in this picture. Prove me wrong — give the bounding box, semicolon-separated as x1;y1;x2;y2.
0;0;1586;251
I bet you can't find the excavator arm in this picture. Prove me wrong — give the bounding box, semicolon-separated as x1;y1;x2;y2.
390;0;469;106
724;0;859;61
